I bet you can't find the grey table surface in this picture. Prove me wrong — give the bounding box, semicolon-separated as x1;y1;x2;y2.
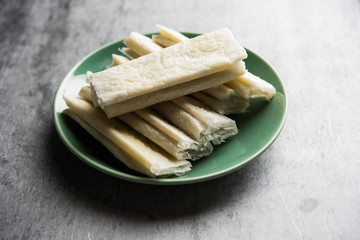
1;0;360;239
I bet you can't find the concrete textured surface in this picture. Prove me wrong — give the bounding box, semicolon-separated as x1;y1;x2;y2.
1;0;360;239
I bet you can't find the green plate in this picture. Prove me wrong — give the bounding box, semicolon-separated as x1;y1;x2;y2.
53;32;287;185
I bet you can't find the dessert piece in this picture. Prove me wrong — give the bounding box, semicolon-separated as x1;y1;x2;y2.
110;54;130;67
152;34;176;47
120;47;140;59
90;28;247;108
153;101;211;143
79;86;213;160
124;32;163;56
135;108;213;160
156;24;189;43
124;25;250;115
63;96;191;177
171;96;238;145
100;62;245;117
226;72;276;100
191;91;249;115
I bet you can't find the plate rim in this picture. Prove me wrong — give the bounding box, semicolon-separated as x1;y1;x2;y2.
53;32;288;185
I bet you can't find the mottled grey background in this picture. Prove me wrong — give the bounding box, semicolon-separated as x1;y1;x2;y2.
1;0;360;239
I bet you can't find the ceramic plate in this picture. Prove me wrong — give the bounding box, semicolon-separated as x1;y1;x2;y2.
53;32;287;185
